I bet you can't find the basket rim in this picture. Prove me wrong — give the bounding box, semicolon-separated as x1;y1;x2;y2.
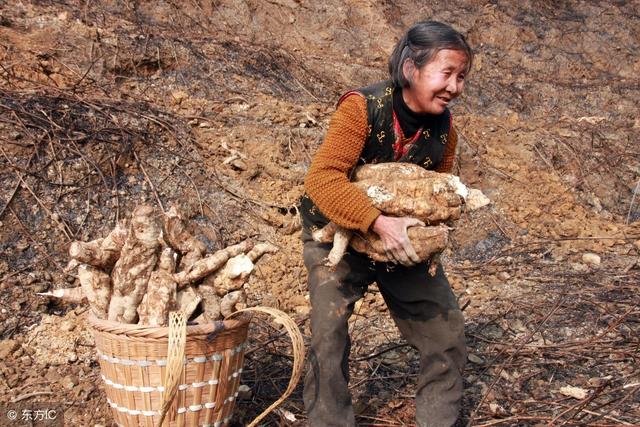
87;312;252;338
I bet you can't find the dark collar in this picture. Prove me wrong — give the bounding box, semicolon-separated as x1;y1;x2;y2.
392;87;437;137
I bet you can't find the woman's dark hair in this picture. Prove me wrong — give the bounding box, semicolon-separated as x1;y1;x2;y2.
388;20;473;87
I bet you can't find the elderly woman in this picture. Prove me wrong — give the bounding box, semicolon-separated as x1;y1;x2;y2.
299;21;473;427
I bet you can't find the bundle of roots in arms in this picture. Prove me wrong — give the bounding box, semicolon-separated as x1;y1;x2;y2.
312;163;489;273
41;204;278;326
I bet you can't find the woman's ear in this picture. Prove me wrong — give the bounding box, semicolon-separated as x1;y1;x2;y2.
402;58;416;86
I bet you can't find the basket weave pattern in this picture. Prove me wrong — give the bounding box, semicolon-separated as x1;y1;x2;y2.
90;315;250;427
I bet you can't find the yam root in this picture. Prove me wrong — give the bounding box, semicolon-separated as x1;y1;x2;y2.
176;285;202;320
311;222;338;243
137;270;177;326
208;254;254;296
108;205;161;323
246;242;279;262
173;239;253;286
197;284;222;322
157;246;177;273
314;164;489;268
354;178;463;224
220;290;247;318
326;228;352;268
354;163;472;224
37;287;86;304
311;223;352;267
163;206;206;269
68;219;129;268
64;204;273;326
78;264;111;319
352;162;433;181
136;248;178;326
204;242;278;296
350;224;449;264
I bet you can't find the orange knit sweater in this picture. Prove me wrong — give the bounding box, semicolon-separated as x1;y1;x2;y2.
304;94;458;234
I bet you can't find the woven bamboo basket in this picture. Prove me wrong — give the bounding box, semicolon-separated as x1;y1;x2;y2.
89;307;304;427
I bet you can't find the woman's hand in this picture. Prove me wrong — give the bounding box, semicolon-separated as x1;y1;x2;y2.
372;215;425;266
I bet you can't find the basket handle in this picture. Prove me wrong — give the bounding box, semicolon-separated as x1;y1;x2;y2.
229;306;306;427
158;311;187;427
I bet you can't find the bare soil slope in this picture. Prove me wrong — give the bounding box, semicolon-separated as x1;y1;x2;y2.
0;1;638;426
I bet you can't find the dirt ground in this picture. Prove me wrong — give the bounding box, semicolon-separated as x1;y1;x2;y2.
0;1;639;426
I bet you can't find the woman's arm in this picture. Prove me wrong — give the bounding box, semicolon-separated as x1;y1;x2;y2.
304;95;381;234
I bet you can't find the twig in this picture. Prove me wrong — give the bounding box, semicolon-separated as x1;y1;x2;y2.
353;343;410;362
182;168;204;216
467;297;565;426
293;75;320;102
244;316;308;357
0;178;21;220
11;391;54;403
132;149;165;214
484;162;526;184
533;144;556;171
581;384;640;425
8;207;68;274
0;147;73;240
626;179;639;225
474;416;550;426
490;213;511;240
577;408;633;425
551;381;609;425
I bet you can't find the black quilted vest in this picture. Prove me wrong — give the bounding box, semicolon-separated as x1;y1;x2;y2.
300;80;452;232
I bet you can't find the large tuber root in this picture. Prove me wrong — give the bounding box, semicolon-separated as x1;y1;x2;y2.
163;206;207;270
204;242;279;296
61;205;274;326
246;242;279;262
78;264;112;319
208;254;254;296
173;239;253;286
137;271;177;326
176;285;202;319
311;222;338;243
137;248;177;326
197;284;222;322
353;163;469;224
352;162;434;181
108;205;161;323
313;222;450;268
311;223;350;268
68;219;129;269
354;178;463;224
313;164;489;268
350;224;449;264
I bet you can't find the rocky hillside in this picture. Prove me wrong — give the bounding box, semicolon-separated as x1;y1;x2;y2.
0;1;638;425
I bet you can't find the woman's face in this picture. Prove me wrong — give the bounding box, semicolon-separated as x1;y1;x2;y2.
402;49;468;115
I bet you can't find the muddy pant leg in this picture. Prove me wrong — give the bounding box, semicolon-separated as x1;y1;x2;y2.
376;263;467;427
302;240;375;427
